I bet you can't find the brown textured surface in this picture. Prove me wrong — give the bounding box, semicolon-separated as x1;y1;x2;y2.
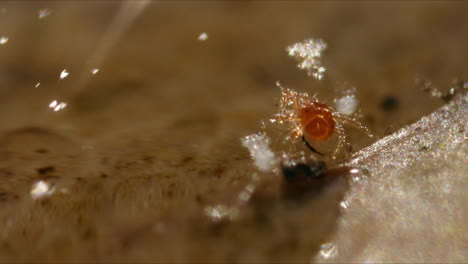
0;2;466;262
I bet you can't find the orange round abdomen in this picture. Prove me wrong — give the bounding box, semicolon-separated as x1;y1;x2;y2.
299;103;335;141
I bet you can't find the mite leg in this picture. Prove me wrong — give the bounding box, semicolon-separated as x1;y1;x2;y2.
333;114;374;138
333;122;347;159
301;135;324;156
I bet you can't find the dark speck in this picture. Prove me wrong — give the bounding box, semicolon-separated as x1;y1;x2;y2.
37;166;55;175
419;146;429;151
195;194;203;203
167;190;173;198
35;149;48;154
0;192;18;202
0;169;13;177
282;163;352;201
82;229;95;240
282;162;326;182
380;96;399;111
142;155;154;162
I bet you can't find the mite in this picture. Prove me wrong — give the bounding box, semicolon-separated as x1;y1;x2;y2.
274;85;373;157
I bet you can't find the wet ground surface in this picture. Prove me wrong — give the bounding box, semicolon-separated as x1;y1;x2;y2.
0;2;466;262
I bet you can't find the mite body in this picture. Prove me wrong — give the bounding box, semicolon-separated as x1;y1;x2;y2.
299;102;336;142
274;85;372;158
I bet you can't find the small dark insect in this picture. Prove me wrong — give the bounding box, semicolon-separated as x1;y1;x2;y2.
282;162;358;200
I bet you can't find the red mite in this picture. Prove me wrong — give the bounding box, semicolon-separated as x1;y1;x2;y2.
299;102;335;142
274;85;372;157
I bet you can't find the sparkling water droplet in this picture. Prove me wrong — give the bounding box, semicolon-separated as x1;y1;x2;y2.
0;36;8;45
91;68;100;75
340;200;348;209
286;38;327;79
59;69;69;79
197;32;208;41
49;100;58;108
204;204;238;222
319;242;338;260
49;100;67;112
31;181;55;199
38;8;51;19
55;103;67;112
241;132;278;172
336;95;358;115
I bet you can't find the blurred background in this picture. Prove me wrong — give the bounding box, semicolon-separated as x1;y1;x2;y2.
0;1;466;262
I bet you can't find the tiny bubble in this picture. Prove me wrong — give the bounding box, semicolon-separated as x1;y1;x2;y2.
336;95;358;115
197;32;208;41
49;100;58;108
30;181;55;200
49;100;67;112
59;69;69;79
38;8;51;19
319;242;338;260
340;201;348;209
0;36;8;45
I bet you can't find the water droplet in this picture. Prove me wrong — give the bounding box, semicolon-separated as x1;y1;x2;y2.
352;176;361;182
241;132;278;172
59;69;69;79
319;242;338;260
340;200;348;209
0;36;9;45
238;183;256;203
49;100;67;112
286;38;327;79
336;95;358;115
91;68;100;75
30;181;55;200
197;32;208;41
38;8;51;19
204;205;238;222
